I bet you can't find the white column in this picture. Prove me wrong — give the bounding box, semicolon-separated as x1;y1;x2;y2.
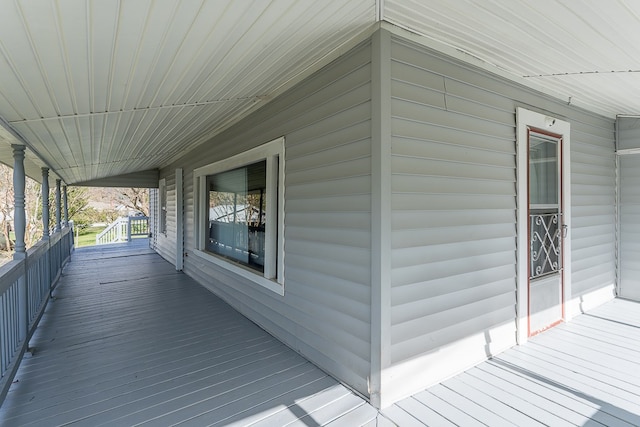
63;186;69;227
55;179;61;232
41;168;50;239
12;145;26;260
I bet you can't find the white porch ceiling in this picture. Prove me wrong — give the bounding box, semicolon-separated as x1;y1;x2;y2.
0;0;638;185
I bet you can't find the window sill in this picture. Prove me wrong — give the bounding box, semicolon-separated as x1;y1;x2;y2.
192;249;284;296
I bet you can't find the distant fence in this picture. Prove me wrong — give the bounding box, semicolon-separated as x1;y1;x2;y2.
0;225;74;404
96;216;149;245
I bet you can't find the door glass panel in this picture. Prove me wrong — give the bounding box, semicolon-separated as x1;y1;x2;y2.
529;133;561;279
529;135;558;206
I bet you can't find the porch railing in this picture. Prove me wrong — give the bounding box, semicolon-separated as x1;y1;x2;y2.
0;225;74;403
96;216;149;245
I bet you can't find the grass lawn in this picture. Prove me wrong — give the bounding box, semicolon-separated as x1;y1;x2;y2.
75;226;105;247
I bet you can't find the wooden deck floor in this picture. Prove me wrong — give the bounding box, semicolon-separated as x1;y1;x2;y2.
2;241;639;426
0;241;378;426
383;298;640;427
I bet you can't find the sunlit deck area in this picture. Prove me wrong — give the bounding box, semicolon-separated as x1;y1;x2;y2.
383;299;640;426
0;241;378;426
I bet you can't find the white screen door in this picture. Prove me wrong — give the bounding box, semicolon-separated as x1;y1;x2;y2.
528;131;564;335
516;108;571;343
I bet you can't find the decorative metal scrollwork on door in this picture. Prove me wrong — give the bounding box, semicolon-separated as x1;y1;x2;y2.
530;212;561;279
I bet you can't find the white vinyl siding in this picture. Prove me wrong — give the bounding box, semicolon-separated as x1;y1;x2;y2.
618;117;640;300
163;41;372;396
389;37;517;367
570;122;616;298
384;33;616;402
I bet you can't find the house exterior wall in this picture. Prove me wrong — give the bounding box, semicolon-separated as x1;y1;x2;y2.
381;30;616;405
618;117;640;300
153;27;617;408
162;41;374;396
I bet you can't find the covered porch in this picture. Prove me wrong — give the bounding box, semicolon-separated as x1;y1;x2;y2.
0;240;379;426
0;240;639;426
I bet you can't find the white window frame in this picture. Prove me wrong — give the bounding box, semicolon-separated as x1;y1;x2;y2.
193;137;285;295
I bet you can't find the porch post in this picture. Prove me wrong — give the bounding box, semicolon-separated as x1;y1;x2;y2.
41;168;50;240
63;186;69;227
12;145;26;260
55;179;61;232
12;145;27;342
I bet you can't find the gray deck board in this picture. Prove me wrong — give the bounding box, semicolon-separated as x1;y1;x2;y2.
0;241;376;426
384;298;640;427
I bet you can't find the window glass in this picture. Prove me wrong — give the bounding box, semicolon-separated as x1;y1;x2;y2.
206;160;267;272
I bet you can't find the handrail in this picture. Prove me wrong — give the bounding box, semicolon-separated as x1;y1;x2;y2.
0;225;74;404
96;216;148;245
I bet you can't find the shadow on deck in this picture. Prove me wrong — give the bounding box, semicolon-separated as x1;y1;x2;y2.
0;241;378;426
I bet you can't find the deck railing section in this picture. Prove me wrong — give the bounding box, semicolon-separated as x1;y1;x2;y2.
0;225;74;403
96;216;149;245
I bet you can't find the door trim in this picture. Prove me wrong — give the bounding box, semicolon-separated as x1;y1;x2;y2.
516;107;571;344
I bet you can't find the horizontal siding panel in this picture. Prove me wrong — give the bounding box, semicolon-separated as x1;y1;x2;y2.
391;299;515;364
281;293;370;359
392;117;514;153
392;253;515;289
391;278;514;327
285;239;369;264
391;155;514;181
285;274;370;324
391;236;515;269
572;214;615;228
391;60;446;92
391;79;446;110
286;139;370;173
444;94;515;126
286;212;370;230
572;235;615;252
393;175;515;196
391;98;515;140
287;175;370;199
571;195;615;207
443;78;517;113
286;120;370;159
286;156;370;186
285;252;369;286
285;266;369;308
571;161;614;178
391;293;514;345
392;210;514;230
393;193;514;211
392;137;514;167
392;275;516;317
392;223;514;249
282;82;371;136
286;102;371;147
286;194;370;213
